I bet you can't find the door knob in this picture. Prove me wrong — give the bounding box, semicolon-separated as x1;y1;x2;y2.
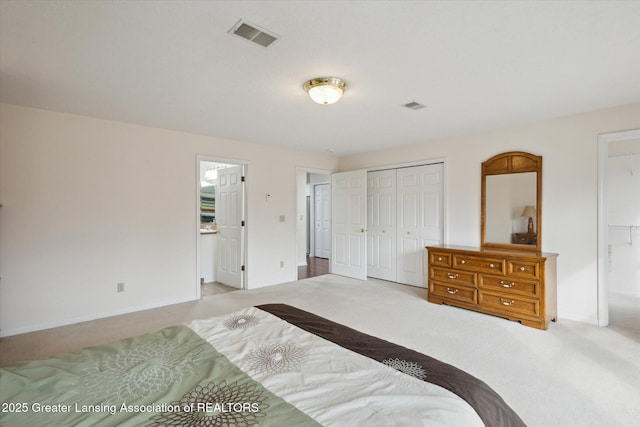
360;228;366;233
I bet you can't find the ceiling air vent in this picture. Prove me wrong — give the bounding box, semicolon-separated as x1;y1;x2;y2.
403;101;427;111
229;20;279;48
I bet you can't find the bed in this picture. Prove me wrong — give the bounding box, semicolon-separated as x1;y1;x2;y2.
0;304;525;426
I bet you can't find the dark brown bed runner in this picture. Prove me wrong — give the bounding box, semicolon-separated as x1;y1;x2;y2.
257;303;526;427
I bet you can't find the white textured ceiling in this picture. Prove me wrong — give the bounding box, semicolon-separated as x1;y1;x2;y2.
1;1;639;156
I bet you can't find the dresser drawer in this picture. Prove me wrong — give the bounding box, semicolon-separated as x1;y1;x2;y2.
431;267;476;286
508;260;540;279
430;251;452;267
478;291;539;317
479;274;539;297
430;282;477;305
453;254;506;275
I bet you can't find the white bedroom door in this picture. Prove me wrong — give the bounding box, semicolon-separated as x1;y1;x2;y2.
314;183;331;259
367;169;397;281
396;163;444;287
216;165;244;288
331;170;367;280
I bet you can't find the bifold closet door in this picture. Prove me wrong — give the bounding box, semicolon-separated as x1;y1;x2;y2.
367;163;443;287
396;163;444;287
367;170;397;281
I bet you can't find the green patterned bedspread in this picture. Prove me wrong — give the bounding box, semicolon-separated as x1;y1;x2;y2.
0;323;319;426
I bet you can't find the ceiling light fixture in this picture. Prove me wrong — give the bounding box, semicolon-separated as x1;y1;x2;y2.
303;77;347;105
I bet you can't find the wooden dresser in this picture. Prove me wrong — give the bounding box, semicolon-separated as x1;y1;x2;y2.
426;244;558;330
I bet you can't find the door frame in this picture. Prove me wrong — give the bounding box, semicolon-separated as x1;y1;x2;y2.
196;155;249;298
597;129;640;326
295;167;333;279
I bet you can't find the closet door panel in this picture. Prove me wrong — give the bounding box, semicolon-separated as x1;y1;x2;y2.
422;166;444;242
367;170;397;281
397;167;423;286
397;164;444;287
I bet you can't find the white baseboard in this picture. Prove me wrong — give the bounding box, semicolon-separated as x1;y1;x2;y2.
556;312;599;326
0;295;198;338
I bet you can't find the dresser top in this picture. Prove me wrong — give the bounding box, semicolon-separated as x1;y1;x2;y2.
426;244;559;259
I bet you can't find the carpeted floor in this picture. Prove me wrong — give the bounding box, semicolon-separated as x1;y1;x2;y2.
1;274;638;427
200;281;238;296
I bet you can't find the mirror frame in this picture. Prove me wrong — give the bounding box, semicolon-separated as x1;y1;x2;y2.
481;151;542;252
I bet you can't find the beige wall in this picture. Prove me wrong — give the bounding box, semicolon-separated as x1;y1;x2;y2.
3;102;639;334
0;104;338;336
339;102;640;324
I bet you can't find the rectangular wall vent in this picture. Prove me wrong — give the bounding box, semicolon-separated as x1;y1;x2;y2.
403;101;427;110
229;20;279;48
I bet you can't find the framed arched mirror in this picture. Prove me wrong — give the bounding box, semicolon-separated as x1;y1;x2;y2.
481;151;542;252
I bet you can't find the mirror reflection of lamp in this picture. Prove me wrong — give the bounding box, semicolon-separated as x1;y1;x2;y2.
521;206;536;233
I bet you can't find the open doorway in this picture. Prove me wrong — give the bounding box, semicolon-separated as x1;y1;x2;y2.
296;168;331;280
598;130;640;333
197;157;247;297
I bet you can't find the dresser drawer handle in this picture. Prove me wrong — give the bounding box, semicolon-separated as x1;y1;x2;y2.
437;257;443;261
489;263;495;268
460;259;467;264
446;288;458;295
500;281;515;288
447;273;458;279
519;267;527;272
500;298;515;306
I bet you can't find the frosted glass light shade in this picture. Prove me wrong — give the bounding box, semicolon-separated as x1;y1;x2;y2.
304;77;347;105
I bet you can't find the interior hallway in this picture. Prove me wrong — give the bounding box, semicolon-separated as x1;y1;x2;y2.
297;256;329;279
